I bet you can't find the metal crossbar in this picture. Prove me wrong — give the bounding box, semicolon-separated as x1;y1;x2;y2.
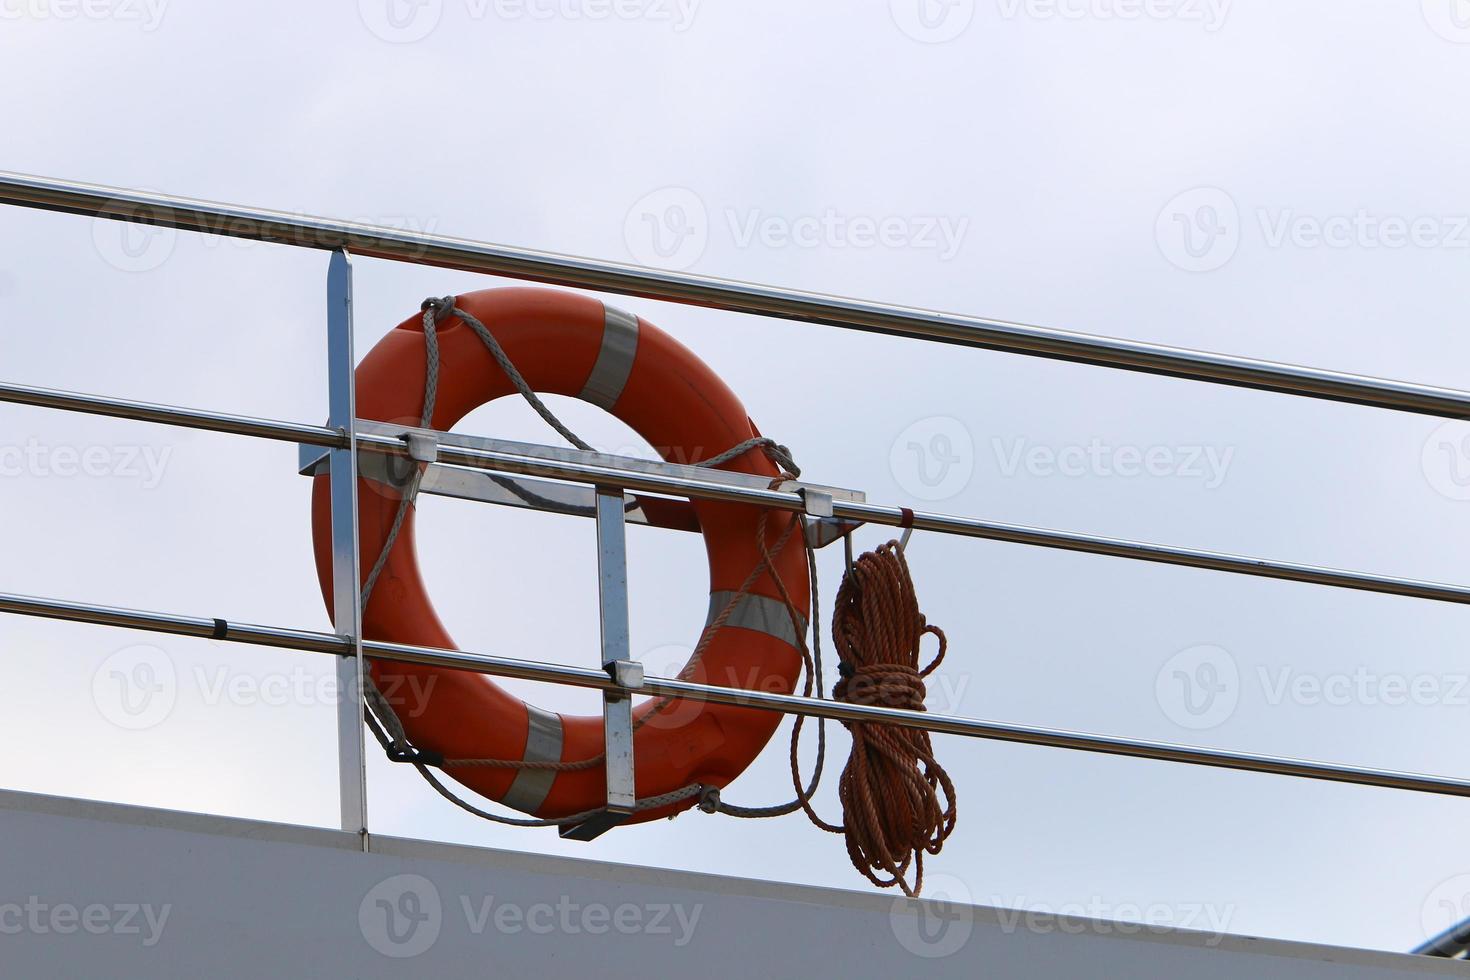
5;381;1467;605
2;172;1467;844
3;589;1469;801
3;170;1470;418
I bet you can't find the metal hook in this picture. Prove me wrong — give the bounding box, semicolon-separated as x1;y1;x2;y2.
897;507;915;554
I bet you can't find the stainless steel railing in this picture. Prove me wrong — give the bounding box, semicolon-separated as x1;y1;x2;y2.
3;171;1468;842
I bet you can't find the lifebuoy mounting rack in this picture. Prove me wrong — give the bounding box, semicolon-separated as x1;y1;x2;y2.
299;287;865;839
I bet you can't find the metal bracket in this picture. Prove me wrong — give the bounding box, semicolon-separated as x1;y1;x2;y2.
558;810;632;842
799;487;834;519
605;658;645;695
297;422;867;551
559;487;637;842
404;431;438;464
794;486;861;548
807;515;862;550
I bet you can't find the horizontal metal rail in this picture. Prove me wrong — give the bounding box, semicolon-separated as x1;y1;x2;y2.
0;381;342;447
4;170;1470;420
356;431;1470;606
5;588;1469;801
4;380;1468;605
1414;919;1470;958
3;591;349;654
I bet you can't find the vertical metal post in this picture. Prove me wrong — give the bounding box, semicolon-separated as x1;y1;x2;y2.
595;487;636;813
326;250;368;849
561;486;641;841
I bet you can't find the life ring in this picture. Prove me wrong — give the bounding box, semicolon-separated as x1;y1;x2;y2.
310;287;810;823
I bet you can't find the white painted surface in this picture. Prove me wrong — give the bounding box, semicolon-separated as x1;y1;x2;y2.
0;789;1456;979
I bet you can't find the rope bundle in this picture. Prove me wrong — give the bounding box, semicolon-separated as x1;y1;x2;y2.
801;541;956;897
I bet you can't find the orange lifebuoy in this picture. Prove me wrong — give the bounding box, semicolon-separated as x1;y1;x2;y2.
310;287;810;823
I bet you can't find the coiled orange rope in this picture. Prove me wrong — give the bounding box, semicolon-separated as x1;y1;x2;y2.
799;540;957;897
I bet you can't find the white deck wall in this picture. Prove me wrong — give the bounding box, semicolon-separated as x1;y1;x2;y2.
0;789;1458;979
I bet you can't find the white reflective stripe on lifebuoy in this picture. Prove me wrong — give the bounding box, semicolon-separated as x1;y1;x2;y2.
580;304;639;410
705;591;807;649
501;704;563;814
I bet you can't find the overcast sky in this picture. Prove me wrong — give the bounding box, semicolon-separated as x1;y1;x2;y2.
3;0;1470;958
